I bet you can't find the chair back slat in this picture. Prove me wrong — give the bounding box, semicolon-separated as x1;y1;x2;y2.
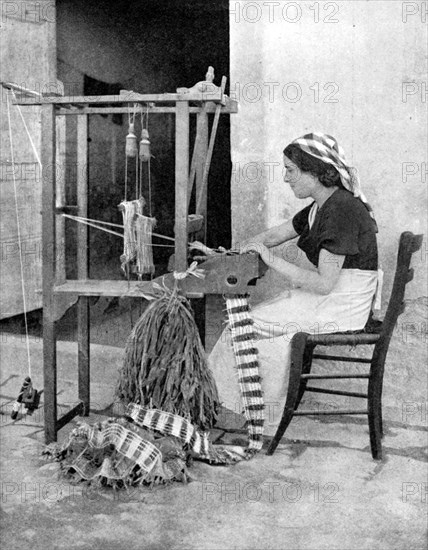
410;234;424;253
373;232;423;362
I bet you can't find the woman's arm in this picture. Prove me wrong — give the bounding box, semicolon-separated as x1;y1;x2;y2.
235;219;298;250
246;245;345;295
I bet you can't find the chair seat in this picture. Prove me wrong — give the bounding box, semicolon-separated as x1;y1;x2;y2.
307;315;383;346
307;332;380;346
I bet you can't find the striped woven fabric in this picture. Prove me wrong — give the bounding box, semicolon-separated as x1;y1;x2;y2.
69;421;162;480
126;404;248;463
126;403;212;457
226;295;264;453
291;132;376;223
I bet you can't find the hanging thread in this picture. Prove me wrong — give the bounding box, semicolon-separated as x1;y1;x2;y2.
119;198;156;277
6;93;32;378
11;91;42;169
61;213;175;243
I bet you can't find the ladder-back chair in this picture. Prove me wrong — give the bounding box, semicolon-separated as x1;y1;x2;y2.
266;231;423;460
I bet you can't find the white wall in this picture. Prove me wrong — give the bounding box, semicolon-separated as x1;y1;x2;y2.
0;1;57;317
230;0;427;301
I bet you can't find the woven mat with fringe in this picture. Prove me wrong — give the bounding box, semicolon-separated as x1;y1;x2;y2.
44;404;252;488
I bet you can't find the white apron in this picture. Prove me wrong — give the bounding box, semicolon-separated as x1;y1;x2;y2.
208;269;379;435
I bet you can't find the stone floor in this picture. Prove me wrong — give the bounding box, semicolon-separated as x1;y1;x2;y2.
0;297;427;550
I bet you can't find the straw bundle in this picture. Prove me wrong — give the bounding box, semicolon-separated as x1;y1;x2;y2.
116;286;219;430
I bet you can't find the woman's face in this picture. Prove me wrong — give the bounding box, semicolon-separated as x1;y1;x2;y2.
283;154;319;199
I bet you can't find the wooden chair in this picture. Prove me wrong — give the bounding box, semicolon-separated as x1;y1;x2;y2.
266;232;423;460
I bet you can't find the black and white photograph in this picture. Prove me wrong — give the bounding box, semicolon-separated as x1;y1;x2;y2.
0;1;427;549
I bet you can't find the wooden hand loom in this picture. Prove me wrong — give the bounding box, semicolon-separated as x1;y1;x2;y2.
12;69;266;443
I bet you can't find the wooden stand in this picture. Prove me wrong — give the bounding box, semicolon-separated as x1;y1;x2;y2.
14;83;238;443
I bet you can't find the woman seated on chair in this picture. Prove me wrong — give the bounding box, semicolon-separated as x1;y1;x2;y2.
208;132;380;435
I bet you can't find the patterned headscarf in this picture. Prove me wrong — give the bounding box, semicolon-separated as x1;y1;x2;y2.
291;132;376;226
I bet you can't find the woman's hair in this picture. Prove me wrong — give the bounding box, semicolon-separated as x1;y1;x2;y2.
283;144;343;188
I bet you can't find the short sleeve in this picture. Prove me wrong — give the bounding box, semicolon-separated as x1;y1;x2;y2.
317;203;360;256
292;203;313;235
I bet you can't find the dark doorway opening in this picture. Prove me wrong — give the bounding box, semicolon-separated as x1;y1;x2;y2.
57;0;231;279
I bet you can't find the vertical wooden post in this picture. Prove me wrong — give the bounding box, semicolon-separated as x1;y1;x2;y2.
55;114;66;284
41;103;57;443
77;115;90;415
193;107;209;344
195;109;209;223
175;101;189;271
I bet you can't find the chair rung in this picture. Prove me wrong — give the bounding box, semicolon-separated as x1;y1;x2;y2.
305;386;368;398
312;354;372;363
294;409;368;416
301;373;370;379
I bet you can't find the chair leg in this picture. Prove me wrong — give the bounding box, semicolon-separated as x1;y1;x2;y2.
295;346;315;409
266;332;309;455
379;396;384;438
368;407;382;460
368;364;384;460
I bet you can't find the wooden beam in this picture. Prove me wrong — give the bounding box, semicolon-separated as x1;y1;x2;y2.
191;106;209;345
174;101;189;272
195;107;209;222
55;101;238;116
41;103;57;443
52;254;267;297
53;279;203;299
55;115;66;285
76;115;90;416
77;116;89;278
54;280;160;296
196;77;227;215
13;91;224;105
56;403;84;430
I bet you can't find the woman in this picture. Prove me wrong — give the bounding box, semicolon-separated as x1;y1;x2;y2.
208;132;380;436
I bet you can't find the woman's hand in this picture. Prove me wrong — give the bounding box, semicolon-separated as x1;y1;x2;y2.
239;242;271;264
232;220;299;254
231;239;261;254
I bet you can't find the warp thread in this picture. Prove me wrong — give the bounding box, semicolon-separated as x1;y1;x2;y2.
119;198;155;276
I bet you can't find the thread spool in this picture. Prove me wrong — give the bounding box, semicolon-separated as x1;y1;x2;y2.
126;122;138;157
139;128;151;162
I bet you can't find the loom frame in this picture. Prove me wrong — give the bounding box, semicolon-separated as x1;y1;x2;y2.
13;87;238;443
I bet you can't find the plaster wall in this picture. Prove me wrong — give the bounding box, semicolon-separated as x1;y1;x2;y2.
230;0;427;302
0;1;57;317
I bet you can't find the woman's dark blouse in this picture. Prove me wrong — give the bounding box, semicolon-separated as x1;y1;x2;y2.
292;189;378;270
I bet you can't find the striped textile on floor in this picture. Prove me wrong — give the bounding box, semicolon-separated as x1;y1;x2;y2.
68;420;162;481
126;404;248;463
225;294;264;453
126;404;211;457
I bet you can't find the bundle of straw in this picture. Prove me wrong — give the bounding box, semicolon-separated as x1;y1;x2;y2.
116;285;219;430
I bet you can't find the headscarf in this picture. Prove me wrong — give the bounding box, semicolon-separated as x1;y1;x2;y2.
290;132;377;227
